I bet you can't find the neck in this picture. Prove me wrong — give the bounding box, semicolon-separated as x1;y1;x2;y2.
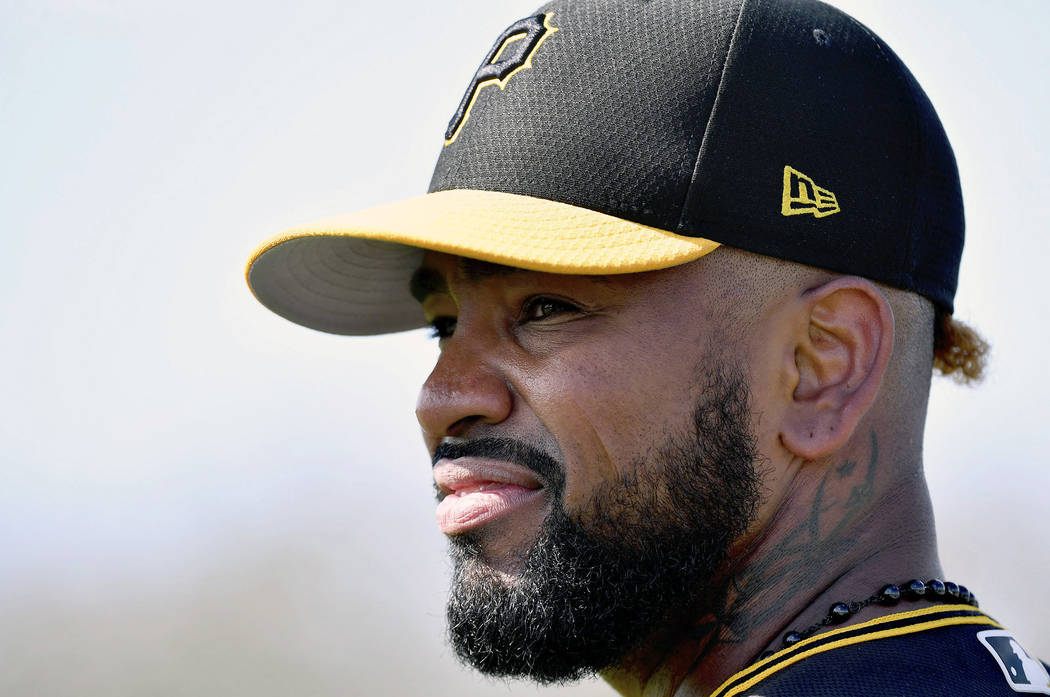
601;430;942;697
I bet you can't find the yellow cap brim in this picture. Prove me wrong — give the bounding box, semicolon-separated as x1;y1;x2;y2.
246;189;720;335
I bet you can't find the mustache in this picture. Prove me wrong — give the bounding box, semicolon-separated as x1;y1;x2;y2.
432;437;564;487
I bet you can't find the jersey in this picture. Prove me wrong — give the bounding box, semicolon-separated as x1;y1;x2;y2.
711;604;1049;697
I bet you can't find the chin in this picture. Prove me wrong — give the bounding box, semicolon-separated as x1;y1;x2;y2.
449;529;535;582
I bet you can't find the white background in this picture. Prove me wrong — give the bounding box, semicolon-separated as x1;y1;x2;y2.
2;1;1047;695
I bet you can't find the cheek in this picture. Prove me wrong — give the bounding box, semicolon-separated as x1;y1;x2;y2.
518;349;698;511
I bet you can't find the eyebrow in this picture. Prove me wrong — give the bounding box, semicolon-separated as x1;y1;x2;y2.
457;258;523;282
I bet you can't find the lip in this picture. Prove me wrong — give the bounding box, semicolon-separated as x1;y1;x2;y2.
433;457;545;535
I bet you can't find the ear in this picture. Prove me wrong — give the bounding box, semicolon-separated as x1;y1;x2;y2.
780;277;894;460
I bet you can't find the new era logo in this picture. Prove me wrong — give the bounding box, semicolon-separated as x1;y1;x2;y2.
782;166;840;218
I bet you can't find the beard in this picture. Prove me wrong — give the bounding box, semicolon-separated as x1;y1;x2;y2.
437;363;763;684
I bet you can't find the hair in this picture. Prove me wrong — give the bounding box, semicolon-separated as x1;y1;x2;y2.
698;247;990;387
933;309;989;384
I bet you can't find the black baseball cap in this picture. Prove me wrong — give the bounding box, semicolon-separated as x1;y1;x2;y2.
246;0;964;335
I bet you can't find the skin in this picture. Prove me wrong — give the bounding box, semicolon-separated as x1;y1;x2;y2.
415;247;944;697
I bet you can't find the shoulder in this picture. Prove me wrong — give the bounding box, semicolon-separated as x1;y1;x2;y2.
712;605;1050;697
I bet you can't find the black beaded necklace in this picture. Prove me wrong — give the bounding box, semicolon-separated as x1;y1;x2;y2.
761;579;978;660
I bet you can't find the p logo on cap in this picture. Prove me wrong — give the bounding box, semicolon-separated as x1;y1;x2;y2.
444;13;558;146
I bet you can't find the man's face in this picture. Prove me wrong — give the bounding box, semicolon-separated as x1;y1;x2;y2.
414;252;763;681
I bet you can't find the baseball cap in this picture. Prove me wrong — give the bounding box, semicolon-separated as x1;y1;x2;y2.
246;0;964;335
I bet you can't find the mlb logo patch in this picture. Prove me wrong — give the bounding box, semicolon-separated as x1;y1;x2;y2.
978;630;1050;694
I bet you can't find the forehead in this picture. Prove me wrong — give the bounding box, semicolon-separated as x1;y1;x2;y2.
409;253;617;302
409;256;516;300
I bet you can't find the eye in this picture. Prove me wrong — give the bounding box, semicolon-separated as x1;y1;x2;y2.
520;296;578;322
427;316;457;340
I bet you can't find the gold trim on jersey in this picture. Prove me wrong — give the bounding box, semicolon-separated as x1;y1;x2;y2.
711;605;1002;697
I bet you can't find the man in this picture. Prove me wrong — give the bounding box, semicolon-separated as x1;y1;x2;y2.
246;0;1046;694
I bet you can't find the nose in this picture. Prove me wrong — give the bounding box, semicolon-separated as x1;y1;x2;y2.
416;334;513;449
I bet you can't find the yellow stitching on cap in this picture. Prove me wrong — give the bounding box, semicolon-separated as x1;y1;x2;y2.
782;165;840;218
444;13;558;147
